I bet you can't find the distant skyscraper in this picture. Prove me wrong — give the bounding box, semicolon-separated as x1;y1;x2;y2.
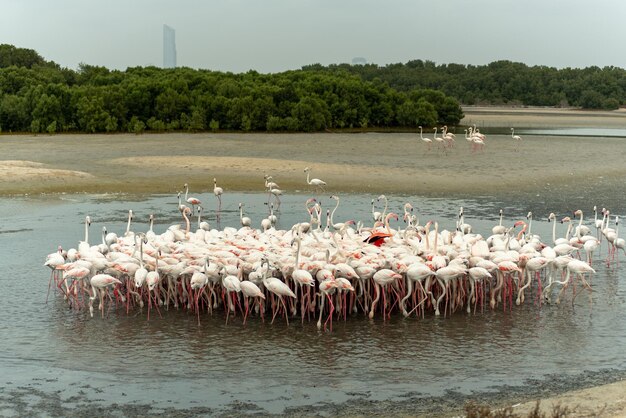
163;24;177;68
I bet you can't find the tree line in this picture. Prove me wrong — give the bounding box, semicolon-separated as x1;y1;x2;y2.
304;59;626;110
0;44;463;134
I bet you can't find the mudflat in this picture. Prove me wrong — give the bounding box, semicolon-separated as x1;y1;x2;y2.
1;107;626;196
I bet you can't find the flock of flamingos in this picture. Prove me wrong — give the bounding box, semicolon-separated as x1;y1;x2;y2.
44;165;622;330
418;125;522;152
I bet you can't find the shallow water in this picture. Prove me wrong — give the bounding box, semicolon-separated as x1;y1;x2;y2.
1;190;625;415
522;127;626;137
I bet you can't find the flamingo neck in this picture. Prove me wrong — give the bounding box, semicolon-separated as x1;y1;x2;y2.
182;210;190;237
330;198;339;226
295;238;301;269
565;222;572;240
381;198;388;220
126;213;132;235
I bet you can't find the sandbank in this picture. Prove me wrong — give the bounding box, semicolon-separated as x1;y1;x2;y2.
1;107;626;197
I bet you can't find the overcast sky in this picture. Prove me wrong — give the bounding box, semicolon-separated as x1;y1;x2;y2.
2;0;625;73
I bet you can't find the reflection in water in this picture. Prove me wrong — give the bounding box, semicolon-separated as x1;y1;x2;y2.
0;191;625;413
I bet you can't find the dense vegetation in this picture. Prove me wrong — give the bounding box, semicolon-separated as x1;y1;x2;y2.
304;60;626;110
0;44;463;134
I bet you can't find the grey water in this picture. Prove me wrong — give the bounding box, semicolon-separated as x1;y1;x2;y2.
0;191;625;415
521;127;626;137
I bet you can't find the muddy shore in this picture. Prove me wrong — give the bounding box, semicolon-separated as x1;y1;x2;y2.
1;107;626;198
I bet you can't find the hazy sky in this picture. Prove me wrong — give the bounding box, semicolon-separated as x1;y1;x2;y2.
2;0;625;73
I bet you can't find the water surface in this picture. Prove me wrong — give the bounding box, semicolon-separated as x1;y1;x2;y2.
1;189;625;415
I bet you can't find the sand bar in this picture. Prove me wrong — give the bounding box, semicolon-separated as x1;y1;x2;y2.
1;107;626;196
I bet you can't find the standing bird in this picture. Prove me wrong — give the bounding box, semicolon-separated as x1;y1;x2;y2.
511;128;522;152
89;274;123;318
304;167;327;192
364;213;397;247
183;183;201;212
213;178;224;221
239;203;251;228
262;258;296;325
239;280;266;324
418;126;432;152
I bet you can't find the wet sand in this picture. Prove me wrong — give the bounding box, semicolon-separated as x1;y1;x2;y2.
463;105;626;128
2;107;626;416
1;107;626;197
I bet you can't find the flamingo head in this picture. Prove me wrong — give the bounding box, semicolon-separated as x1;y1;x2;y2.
526;211;532;219
574;209;582;216
513;220;526;228
548;212;556;221
561;216;571;224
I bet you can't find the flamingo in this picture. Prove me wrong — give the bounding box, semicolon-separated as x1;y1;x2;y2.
133;234;148;308
610;215;625;262
511;128;522;151
220;266;242;323
88;274;123;318
433;127;446;151
239;280;265;324
492;209;506;235
418;125;432;151
328;195;355;233
261;258;296;325
145;250;162;319
291;235;315;320
213;178;223;221
304;167;327;192
364;212;397;247
264;175;279;190
317;277;337;330
239;203;251;228
369;269;402;319
183;183;201;211
554;259;595;304
442;125;456;147
402;263;435;317
197;206;210;231
573;209;591;237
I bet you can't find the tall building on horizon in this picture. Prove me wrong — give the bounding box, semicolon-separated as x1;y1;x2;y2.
163;24;177;69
